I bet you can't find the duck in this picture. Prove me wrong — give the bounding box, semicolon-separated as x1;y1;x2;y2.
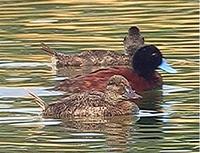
29;75;141;118
54;44;177;93
40;26;144;67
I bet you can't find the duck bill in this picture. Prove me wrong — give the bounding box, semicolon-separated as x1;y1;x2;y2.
158;58;177;73
123;87;142;100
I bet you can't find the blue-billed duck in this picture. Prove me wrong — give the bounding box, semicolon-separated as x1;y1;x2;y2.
54;44;177;93
40;26;144;66
29;75;141;118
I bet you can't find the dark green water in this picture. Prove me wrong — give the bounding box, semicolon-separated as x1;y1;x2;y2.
0;0;199;152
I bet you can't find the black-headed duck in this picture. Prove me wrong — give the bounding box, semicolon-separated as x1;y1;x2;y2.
55;44;177;93
29;75;141;118
40;26;144;67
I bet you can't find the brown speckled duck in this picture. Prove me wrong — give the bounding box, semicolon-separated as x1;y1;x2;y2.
40;26;144;67
29;75;141;119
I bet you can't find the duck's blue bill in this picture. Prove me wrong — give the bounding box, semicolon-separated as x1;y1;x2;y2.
159;58;177;73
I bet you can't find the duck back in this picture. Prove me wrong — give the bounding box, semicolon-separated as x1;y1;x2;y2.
42;91;138;118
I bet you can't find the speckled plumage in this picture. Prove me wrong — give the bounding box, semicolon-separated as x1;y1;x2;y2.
40;26;144;67
50;48;130;66
123;26;144;57
30;75;140;119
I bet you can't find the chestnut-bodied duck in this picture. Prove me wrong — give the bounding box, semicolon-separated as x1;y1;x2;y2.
54;44;177;93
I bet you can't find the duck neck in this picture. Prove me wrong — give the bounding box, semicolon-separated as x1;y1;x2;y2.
135;69;155;80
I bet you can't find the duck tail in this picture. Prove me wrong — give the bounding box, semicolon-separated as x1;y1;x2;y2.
28;91;47;110
41;42;58;56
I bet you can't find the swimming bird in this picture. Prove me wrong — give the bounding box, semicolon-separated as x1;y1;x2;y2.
40;26;144;67
29;75;141;118
54;44;177;93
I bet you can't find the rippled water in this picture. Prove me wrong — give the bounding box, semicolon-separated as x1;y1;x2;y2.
0;0;199;153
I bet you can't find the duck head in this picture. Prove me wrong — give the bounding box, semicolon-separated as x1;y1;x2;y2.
132;44;177;80
128;26;141;35
105;75;142;104
124;26;144;57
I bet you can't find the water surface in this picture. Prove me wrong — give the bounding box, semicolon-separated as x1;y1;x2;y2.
0;0;199;152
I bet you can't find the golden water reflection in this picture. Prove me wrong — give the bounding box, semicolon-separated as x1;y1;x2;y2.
0;0;198;152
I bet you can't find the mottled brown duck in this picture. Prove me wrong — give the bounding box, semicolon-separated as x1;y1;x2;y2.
40;26;144;67
29;75;141;119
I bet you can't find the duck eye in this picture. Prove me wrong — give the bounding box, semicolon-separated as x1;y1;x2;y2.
151;52;159;59
152;52;157;56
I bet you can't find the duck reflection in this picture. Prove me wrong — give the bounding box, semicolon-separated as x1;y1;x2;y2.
137;89;163;110
61;115;139;152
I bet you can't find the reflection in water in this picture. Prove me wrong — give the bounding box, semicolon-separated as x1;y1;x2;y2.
5;115;139;152
61;115;139;152
136;89;163;110
0;87;63;98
